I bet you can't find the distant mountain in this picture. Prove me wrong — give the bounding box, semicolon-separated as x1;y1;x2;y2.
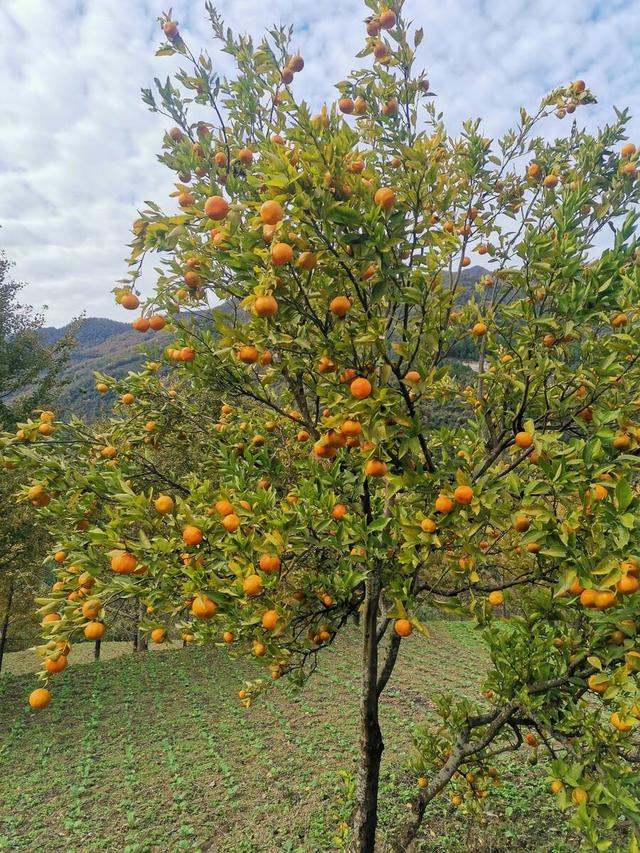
41;266;489;420
39;317;170;420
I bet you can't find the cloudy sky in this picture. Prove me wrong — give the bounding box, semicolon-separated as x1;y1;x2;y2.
1;0;639;327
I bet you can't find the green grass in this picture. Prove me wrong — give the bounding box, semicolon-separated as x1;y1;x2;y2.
0;622;580;852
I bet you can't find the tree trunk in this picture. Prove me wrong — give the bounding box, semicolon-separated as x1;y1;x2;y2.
94;639;101;660
349;573;384;853
133;626;139;652
0;576;15;675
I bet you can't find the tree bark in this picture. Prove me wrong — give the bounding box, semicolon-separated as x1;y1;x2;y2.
94;639;101;660
349;572;384;853
0;576;15;675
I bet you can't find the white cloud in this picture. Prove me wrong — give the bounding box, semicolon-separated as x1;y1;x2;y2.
1;0;638;326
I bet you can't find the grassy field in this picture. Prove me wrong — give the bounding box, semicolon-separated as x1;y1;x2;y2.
0;622;580;852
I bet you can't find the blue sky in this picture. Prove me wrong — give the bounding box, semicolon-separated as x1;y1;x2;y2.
1;0;639;326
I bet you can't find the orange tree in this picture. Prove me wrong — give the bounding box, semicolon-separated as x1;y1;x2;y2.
3;2;640;850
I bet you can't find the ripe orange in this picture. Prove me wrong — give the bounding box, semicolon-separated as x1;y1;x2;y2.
132;317;149;332
154;494;174;514
82;599;101;619
610;712;633;733
151;628;166;644
453;485;473;505
222;513;240;533
297;429;310;442
338;97;354;114
262;610;279;630
111;552;137;574
28;688;51;710
514;515;530;533
579;588;597;608
243;574;263;597
420;518;436;533
514;431;533;449
571;787;588;805
259;554;281;574
550;780;564;794
298;251;317;271
148;314;166;331
121;392;134;405
178;192;194;208
182;525;203;546
289;54;304;72
472;322;487;337
238;345;258;363
271;242;293;266
341;419;361;437
394;618;412;637
191;594;218;619
374;187;396;210
223;631;234;643
350;377;372;399
379;8;396;28
45;654;67;673
594;590;616;610
618;574;639;595
163;20;178;38
204;195;229;220
364;459;387;477
96;382;108;394
330;296;351;317
592;483;608;501
254;295;278;317
84;621;106;640
404;370;421;382
587;674;609;694
488;591;504;607
526;542;541;554
435;495;453;514
527;163;542;180
331;503;348;521
121;293;140;310
259;200;283;225
215;499;234;517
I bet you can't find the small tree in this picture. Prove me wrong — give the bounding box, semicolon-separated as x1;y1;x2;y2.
0;250;74;672
3;3;640;849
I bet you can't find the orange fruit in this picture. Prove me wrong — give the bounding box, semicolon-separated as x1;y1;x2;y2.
472;322;487;337
223;631;234;643
259;554;281;574
514;431;533;449
514;515;530;532
238;147;253;165
222;513;240;533
394;618;412;637
215;499;234;517
379;8;396;28
182;525;203;546
404;370;421;382
271;242;293;266
330;296;351;317
28;688;51;710
262;610;279;630
82;599;101;620
488;591;504;607
191;594;218;619
435;495;453;514
243;575;263;597
121;293;140;310
204;195;229;220
331;503;348;521
45;655;68;673
254;295;278;317
111;552;137;574
420;518;436;533
618;574;639;595
341;419;361;437
154;494;174;514
453;485;473;505
298;251;317;271
84;621;106;640
364;459;387;477
237;345;258;363
151;628;166;644
374;187;396;210
350;377;372;399
579;588;597;608
338;97;354;114
259;200;284;225
594;590;616;610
